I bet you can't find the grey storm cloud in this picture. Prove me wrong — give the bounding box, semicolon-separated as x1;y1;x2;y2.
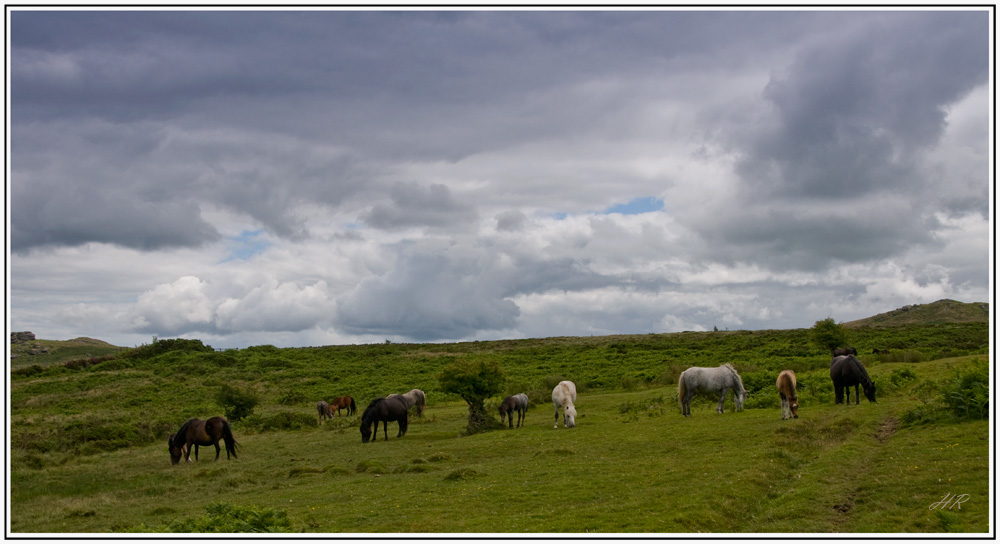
360;183;478;231
334;245;520;340
9;9;990;346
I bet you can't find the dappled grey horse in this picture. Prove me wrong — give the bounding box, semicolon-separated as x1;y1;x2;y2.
677;363;746;417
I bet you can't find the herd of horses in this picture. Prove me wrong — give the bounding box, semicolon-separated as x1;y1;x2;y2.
167;352;877;464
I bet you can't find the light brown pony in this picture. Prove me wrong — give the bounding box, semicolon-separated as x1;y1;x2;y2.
331;395;357;416
777;370;798;420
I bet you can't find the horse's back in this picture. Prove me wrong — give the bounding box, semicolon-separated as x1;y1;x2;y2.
777;369;796;390
553;380;576;405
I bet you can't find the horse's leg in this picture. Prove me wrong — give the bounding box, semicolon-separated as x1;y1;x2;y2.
214;441;221;461
854;384;860;405
382;420;388;441
554;406;559;428
717;387;727;413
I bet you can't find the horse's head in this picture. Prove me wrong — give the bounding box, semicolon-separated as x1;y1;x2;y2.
789;397;799;418
564;406;577;428
167;434;183;465
864;382;877;403
734;389;746;412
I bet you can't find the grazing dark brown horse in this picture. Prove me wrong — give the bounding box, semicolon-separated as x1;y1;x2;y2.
830;355;876;405
776;370;798;420
317;400;334;423
168;417;239;465
499;393;529;428
360;397;408;443
331;396;357;416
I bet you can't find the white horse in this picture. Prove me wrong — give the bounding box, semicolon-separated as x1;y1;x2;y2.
389;389;426;417
551;381;577;428
677;363;746;417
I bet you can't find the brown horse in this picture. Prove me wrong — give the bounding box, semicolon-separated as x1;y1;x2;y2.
331;396;357;416
776;370;798;420
317;400;334;423
168;417;239;465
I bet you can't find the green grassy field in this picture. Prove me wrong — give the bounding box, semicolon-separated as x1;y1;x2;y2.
9;323;991;534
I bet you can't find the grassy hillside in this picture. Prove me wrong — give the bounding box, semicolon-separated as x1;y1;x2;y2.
9;317;991;534
844;299;989;329
10;336;123;370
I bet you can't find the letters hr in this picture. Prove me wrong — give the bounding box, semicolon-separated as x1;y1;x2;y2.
929;493;970;510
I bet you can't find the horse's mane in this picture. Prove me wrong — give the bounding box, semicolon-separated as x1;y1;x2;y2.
171;418;197;445
361;398;385;423
719;364;746;394
846;356;874;386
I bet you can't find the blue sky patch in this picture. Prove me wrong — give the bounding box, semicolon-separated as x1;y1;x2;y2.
224;230;271;262
603;196;664;215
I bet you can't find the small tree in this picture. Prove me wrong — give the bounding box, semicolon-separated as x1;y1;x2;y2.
438;359;505;434
811;317;850;354
216;384;259;422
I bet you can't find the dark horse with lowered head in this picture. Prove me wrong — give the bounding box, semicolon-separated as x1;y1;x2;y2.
500;393;529;428
168;416;239;465
830;355;876;405
360;396;408;443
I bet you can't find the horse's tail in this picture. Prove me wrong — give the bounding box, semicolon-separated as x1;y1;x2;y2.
677;372;687;408
350;397;357;415
221;419;239;459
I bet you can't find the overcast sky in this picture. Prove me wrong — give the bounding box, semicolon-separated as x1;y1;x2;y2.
8;8;992;349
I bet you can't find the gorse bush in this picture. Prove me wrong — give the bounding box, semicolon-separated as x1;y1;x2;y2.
215;385;259;422
120;338;214;361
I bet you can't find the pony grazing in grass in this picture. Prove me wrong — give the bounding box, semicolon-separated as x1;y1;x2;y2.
331;395;356;416
552;381;577;428
360;396;408;443
168;416;239;465
830;355;876;405
317;400;334;423
776;370;798;420
677;363;746;417
393;389;426;417
500;393;529;429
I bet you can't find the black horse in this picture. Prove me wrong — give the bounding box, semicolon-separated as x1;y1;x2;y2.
360;397;408;443
168;416;239;465
830;355;876;405
832;346;857;357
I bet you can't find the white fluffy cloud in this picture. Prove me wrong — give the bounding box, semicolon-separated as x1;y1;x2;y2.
9;9;990;348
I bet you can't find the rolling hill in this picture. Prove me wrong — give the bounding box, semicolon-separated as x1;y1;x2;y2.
843;299;989;329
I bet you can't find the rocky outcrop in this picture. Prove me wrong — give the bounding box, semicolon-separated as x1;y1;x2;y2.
11;331;35;344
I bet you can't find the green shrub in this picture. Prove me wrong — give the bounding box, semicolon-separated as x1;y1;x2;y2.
277;390;307;405
941;360;989;420
120;338;214;361
439;359;505;434
257;411;317;432
215;385;259;422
